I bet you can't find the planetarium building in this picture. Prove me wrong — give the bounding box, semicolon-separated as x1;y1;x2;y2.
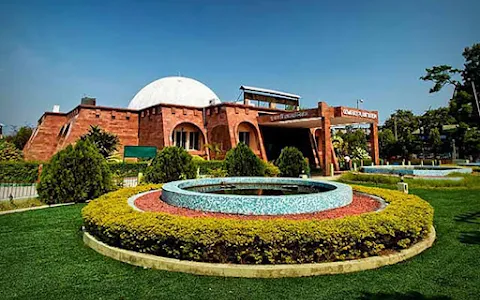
23;76;379;175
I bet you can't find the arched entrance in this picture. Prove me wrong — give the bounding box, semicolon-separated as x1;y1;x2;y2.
237;122;261;154
171;123;206;154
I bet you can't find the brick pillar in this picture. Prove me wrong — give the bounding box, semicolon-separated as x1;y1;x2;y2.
37;164;43;183
370;123;379;165
318;102;332;176
321;118;332;176
256;126;268;161
316;129;324;170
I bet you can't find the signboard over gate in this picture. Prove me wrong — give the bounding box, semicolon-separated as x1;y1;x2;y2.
267;109;318;122
340;108;377;120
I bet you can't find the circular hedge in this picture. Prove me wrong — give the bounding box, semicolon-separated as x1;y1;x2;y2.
82;185;433;264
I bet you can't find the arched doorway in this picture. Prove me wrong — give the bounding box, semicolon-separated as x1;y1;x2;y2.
171;123;205;154
237;122;260;154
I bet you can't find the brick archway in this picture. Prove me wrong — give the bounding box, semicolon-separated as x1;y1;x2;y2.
169;121;207;156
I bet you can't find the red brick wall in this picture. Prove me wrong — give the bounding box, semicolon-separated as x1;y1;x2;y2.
61;107;139;156
205;106;231;157
138;106;165;149
24;106;139;161
24;102;287;162
23;113;67;161
157;106;207;156
223;106;267;160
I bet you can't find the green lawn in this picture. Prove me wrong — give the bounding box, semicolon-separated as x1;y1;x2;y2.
1;188;479;300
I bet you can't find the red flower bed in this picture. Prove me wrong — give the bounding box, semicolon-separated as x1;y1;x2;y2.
134;190;382;221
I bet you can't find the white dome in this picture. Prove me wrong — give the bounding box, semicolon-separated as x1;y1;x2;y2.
128;76;220;110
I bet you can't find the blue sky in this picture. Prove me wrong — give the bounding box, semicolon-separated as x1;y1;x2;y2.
0;0;478;132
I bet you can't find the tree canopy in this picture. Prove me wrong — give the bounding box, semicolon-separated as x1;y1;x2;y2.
379;42;480;161
80;125;120;158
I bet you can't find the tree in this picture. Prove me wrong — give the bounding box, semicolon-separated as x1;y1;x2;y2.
378;128;397;158
145;146;196;183
204;143;222;160
37;139;112;204
463;128;480;161
383;110;421;158
80;125;119;158
420;65;462;93
421;107;456;134
275;146;308;177
428;127;442;158
5;126;33;150
421;43;480;126
334;127;368;157
0;140;23;161
224;143;264;176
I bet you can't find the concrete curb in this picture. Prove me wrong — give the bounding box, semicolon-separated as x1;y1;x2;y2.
0;202;76;216
83;226;435;278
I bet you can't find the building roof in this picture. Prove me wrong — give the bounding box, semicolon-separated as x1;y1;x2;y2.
240;85;301;100
128;76;221;110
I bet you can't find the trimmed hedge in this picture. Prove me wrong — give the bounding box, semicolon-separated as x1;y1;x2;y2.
82;185;434;264
338;172;480;189
195;160;224;174
108;162;149;177
339;172;400;185
0;162;41;183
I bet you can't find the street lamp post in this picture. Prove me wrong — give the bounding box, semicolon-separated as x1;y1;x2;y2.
470;80;480;119
356;99;364;109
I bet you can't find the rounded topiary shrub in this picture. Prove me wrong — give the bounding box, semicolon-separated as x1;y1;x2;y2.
224;142;264;176
0;140;23;162
275;146;308;177
37;139;112;204
262;160;280;177
145;146;196;183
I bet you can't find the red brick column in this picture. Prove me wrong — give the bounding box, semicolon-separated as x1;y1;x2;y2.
370;123;379;165
318;102;333;176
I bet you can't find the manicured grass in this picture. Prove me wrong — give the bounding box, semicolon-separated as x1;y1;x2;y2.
0;197;44;211
339;172;480;189
1;188;479;299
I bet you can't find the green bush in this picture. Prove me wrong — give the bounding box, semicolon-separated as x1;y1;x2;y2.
83;185;434;264
195;160;225;174
144;146;196;183
224;143;264;176
352;158;373;167
275;146;308;177
339;172;400;185
207;168;228;177
108;162;149;177
0;140;23;162
37;139;112;204
80;125;120;158
262;160;280;177
0;162;41;183
338;172;480;189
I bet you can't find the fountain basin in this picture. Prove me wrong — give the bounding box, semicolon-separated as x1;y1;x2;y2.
161;177;352;215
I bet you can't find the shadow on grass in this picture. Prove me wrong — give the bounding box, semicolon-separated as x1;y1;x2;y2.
454;211;480;224
459;231;480;245
359;292;451;300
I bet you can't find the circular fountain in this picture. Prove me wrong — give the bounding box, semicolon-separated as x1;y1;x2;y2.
161;177;352;215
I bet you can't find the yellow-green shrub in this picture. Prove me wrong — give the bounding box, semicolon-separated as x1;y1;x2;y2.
82;185;434;264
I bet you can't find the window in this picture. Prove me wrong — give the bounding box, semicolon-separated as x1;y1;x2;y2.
189;131;200;150
239;131;250;146
173;126;202;151
174;131;186;148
